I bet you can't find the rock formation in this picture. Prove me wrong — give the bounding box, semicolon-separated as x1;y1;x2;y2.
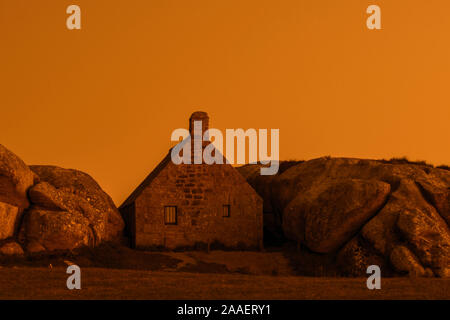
1;142;448;278
0;144;35;242
238;157;450;277
0;144;124;255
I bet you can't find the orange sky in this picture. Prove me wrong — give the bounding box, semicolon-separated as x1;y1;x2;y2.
1;0;450;205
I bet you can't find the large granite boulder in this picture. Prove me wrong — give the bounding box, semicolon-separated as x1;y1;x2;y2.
20;166;124;251
284;179;390;253
0;202;19;240
336;236;387;276
21;207;94;251
389;245;432;277
238;157;450;277
0;144;35;240
0;144;125;253
361;179;450;277
0;241;24;256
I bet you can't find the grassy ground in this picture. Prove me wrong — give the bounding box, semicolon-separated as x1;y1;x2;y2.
0;246;448;299
0;266;448;299
0;245;297;276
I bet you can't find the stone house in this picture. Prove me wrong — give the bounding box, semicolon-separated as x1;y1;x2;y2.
120;112;263;250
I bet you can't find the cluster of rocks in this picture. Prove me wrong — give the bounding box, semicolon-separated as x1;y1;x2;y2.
0;144;124;256
238;157;450;277
1;141;449;278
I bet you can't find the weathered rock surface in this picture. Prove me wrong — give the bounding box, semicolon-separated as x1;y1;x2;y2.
21;208;94;251
284;179;390;253
0;144;125;253
0;144;35;208
238;157;450;277
0;144;35;239
24;166;124;249
0;241;24;256
25;240;46;254
0;202;19;240
336;236;387;276
389;245;432;277
361;179;450;277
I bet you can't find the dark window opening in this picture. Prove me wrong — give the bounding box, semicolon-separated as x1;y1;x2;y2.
164;206;177;225
222;205;230;218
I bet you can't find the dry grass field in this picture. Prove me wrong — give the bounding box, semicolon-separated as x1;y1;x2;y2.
0;248;449;300
0;266;449;300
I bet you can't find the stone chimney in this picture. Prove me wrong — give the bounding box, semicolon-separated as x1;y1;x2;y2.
189;111;209;142
189;111;209;164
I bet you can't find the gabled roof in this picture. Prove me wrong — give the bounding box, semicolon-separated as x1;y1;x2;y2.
119;138;251;209
119;151;172;209
120;138;193;209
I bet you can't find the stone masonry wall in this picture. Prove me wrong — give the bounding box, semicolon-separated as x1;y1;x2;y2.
133;162;263;249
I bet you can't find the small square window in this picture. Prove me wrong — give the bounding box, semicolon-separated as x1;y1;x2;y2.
164;206;177;225
222;205;230;218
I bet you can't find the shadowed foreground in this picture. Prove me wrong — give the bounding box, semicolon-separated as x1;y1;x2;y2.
0;267;448;300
